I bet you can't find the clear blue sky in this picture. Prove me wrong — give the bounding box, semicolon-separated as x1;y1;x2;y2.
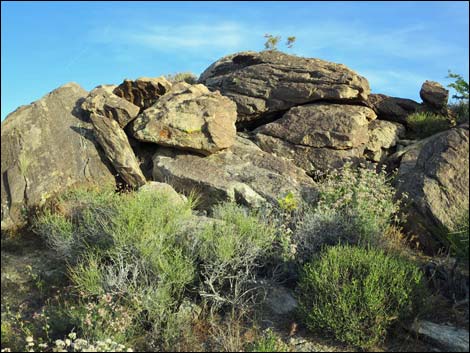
2;1;469;120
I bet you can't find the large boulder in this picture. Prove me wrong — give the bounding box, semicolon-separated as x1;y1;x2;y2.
366;93;421;125
396;125;469;251
152;136;316;210
1;83;116;230
131;82;237;155
365;120;405;162
253;103;376;174
420;80;449;111
198;51;370;123
81;87;140;128
113;77;172;111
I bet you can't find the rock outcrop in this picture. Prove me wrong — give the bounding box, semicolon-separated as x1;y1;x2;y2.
396;125;469;251
365;120;405;162
253;103;376;173
198;51;370;123
366;93;421;125
420;80;449;111
131;82;237;155
113;77;172;111
152;136;316;210
81;87;140;128
1;83;116;230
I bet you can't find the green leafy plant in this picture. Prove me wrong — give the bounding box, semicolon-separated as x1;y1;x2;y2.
249;328;289;352
446;71;469;124
297;245;426;349
277;191;299;212
447;70;469;100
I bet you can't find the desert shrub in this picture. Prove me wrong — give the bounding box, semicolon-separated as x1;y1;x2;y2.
446;210;469;265
292;165;399;263
449;100;469;124
406;111;451;138
297;245;426;349
194;202;277;311
164;72;197;84
32;189;286;350
33;186;197;349
249;328;289;352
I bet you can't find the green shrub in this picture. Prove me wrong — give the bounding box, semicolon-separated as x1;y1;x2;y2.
297;245;426;349
447;70;469;101
449;100;469;124
292;165;399;263
33;186;197;348
446;210;469;265
164;72;198;84
195;202;277;311
249;328;289;352
406;111;451;138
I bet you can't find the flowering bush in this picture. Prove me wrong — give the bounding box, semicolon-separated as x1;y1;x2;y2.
292;165;401;263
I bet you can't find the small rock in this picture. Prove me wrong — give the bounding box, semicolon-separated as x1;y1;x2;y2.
411;320;469;352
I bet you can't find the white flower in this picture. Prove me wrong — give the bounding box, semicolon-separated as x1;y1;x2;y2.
55;339;66;347
26;337;34;343
68;332;77;340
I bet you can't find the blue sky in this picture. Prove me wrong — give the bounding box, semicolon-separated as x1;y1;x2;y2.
1;1;469;120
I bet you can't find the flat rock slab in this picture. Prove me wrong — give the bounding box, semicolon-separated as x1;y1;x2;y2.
254;133;365;176
255;103;376;149
411;320;469;352
366;93;421;125
152;136;316;210
253;103;375;173
199;51;370;123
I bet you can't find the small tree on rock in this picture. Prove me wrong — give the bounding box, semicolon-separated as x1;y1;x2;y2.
263;34;296;51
